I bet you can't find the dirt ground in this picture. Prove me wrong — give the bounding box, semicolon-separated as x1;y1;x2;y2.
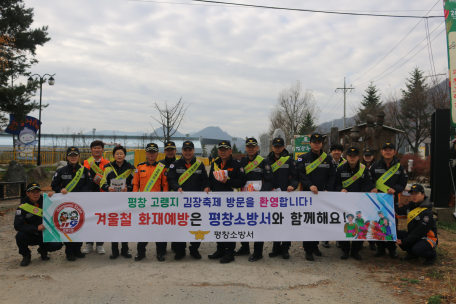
1;194;454;304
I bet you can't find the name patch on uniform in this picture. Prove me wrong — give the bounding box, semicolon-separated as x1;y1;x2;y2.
62;175;72;179
26;213;33;218
341;173;351;177
140;170;146;172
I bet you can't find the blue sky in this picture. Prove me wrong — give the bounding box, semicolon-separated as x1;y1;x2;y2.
17;0;447;138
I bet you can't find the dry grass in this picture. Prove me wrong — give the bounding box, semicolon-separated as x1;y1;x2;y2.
358;218;456;304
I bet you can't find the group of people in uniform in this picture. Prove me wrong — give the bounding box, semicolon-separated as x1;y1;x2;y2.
14;134;438;267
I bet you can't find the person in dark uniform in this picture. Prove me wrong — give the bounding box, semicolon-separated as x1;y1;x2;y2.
268;137;299;260
361;148;377;251
335;147;375;260
133;143;169;261
297;133;336;261
370;142;408;259
82;140;110;255
234;137;274;261
100;145;135;259
324;143;345;249
14;183;63;266
51;146;93;261
158;141;178;253
207;141;247;263
396;184;437;265
167;140;210;260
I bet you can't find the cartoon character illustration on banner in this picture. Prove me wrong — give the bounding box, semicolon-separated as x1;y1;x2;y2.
344;214;358;238
59;212;68;223
4;114;41;159
16;127;38;158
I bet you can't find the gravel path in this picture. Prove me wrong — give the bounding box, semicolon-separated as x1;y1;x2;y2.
0;204;400;304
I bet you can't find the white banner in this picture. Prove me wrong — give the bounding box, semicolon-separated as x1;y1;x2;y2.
43;192;396;243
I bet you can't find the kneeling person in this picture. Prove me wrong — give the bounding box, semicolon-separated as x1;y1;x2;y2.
396;184;437;266
14;183;63;266
335;147;375;260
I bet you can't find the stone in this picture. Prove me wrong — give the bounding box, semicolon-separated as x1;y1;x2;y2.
56;161;67;170
259;133;270;157
4;161;27;183
45;171;56;179
27;166;46;182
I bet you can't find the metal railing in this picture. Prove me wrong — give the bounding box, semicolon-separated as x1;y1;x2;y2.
0;147;210;167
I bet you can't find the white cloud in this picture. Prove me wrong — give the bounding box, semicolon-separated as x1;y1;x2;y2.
22;0;447;138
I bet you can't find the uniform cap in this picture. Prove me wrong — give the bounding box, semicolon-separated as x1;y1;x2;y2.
67;146;79;155
310;133;323;143
346;147;359;156
245;138;258;146
382;142;396;150
164;141;176;150
145;143;159;152
182;140;195;149
218;141;231;149
363;149;373;156
408;184;425;194
272;137;285;147
26;183;41;192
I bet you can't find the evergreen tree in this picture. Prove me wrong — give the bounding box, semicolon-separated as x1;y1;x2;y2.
232;143;240;154
0;0;50;128
355;82;383;124
201;144;207;157
397;67;431;153
210;145;218;158
298;112;316;135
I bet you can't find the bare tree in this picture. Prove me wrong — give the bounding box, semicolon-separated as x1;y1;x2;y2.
150;98;191;143
268;80;319;141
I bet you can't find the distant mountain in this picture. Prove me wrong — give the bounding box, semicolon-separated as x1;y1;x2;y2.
87;129;185;137
192;126;233;140
317;116;357;134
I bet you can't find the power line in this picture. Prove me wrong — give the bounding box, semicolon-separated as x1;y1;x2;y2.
318;91;336;114
320;95;344;122
356;26;446;88
130;0;444;18
349;0;440;86
355;19;445;88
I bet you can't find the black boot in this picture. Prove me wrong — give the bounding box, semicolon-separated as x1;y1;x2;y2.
305;252;314;261
135;251;146;261
74;251;85;258
20;254;31;266
220;253;234;263
121;249;132;259
234;246;250;256
400;253;418;261
66;255;76;261
351;251;362;260
369;242;376;251
37;247;50;260
373;250;386;257
190;249;202;260
157;251;165;262
248;253;263;262
340;251;349;260
110;251;119;259
208;250;224;259
322;241;330;248
268;244;282;257
423;252;437;266
389;250;399;259
313;247;322;257
282;248;290;259
174;251;186;260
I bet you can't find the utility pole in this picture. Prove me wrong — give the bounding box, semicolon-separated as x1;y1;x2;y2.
335;77;354;129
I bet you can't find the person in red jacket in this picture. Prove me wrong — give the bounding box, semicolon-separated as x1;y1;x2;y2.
82;140;110;255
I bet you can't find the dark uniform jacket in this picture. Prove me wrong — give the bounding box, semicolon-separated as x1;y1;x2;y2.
239;153;274;191
370;157;408;203
51;163;93;193
335;161;374;192
267;150;299;191
167;157;210;191
208;155;247;192
297;149;336;191
101;161;135;192
396;196;438;247
14;196;44;235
